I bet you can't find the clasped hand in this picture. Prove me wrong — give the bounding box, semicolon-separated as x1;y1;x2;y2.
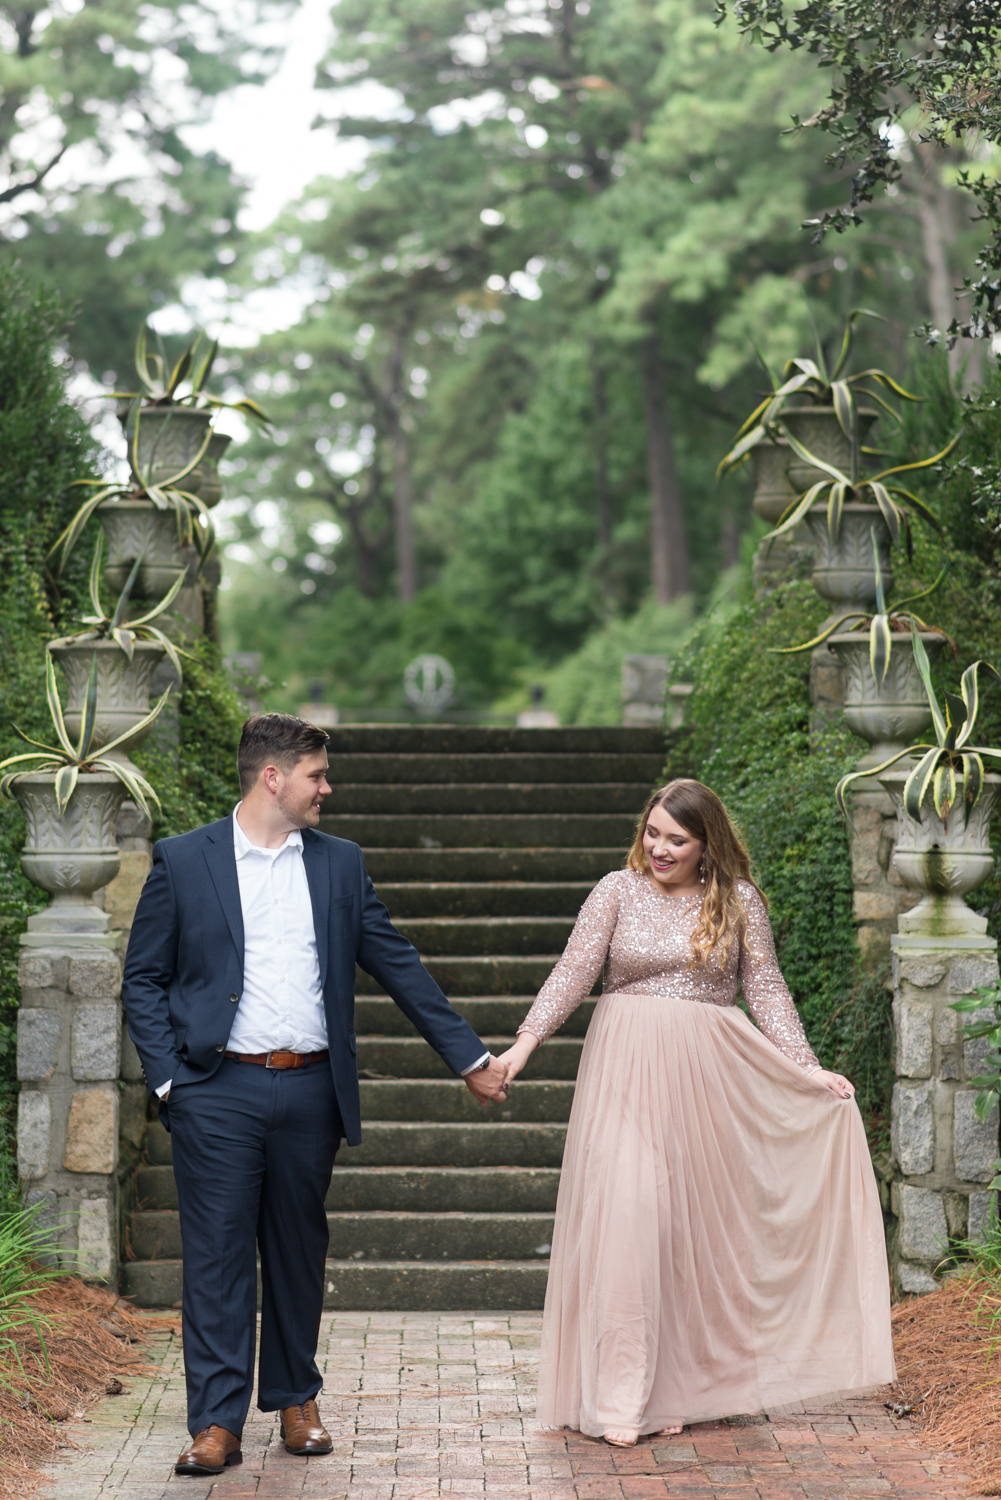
462;1033;540;1108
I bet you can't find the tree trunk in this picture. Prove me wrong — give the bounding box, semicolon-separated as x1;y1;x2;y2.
591;359;613;610
386;326;418;603
911;144;982;389
641;331;690;601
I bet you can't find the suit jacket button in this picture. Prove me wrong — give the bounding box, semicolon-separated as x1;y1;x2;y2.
230;993;239;1002
215;1045;224;1052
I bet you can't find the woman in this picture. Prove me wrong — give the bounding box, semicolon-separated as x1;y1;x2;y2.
498;779;894;1447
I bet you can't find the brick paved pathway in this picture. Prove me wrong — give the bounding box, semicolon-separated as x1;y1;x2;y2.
41;1312;977;1500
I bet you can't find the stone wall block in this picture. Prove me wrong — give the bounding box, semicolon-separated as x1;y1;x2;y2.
897;1184;949;1262
119;1084;147;1150
71;1005;121;1081
16;1010;62;1081
17;1092;51;1179
949;957;1000;995
892;1082;935;1174
894;998;933;1079
76;1198;115;1281
899;961;946;989
120;1024;145;1084
853;892;898;920
963;1009;996;1079
63;1088;118;1175
68;955;121;1000
849;809;883;886
969;1192;997;1244
954;1092;999;1182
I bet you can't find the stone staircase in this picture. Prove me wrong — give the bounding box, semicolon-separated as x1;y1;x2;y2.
121;725;665;1309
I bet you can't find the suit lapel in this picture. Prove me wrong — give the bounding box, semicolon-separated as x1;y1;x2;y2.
202;816;245;961
302;829;330;989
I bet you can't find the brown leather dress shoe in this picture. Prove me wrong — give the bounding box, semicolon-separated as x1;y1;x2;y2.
174;1425;242;1474
280;1398;333;1455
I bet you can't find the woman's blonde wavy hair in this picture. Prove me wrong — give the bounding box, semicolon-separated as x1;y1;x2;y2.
626;778;765;969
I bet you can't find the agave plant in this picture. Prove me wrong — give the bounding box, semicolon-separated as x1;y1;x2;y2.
717;308;918;481
0;653;166;817
766;424;958;552
118;324;271;422
835;620;1001;823
58;535;188;677
49;324;271;573
772;535;948;684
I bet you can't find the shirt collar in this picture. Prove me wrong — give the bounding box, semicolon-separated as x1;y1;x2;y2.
232;804;304;861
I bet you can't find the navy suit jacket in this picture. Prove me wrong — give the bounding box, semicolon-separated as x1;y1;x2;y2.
120;816;486;1145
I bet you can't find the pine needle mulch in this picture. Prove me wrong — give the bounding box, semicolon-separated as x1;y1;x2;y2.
892;1273;1001;1495
0;1276;161;1498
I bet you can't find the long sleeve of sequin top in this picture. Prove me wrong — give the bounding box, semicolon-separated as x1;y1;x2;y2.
737;883;820;1072
518;876;621;1043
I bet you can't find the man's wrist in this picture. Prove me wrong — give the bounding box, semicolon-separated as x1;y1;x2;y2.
460;1052;490;1077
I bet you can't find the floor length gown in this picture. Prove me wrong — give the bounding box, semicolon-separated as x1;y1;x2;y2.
519;870;895;1437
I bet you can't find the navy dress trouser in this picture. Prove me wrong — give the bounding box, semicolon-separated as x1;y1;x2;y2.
166;1057;343;1437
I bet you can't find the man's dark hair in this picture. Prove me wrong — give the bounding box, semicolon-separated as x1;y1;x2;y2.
237;714;329;795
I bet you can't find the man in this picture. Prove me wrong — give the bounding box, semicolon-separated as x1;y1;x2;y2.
122;713;510;1476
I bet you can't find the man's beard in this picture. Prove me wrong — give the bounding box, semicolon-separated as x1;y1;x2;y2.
276;784;316;828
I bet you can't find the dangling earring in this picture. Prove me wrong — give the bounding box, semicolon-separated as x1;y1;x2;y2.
699;857;707;887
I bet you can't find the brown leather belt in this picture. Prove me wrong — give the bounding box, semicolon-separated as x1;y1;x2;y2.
224;1049;329;1070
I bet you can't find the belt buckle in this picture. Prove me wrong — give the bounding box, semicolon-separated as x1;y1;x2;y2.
265;1050;278;1070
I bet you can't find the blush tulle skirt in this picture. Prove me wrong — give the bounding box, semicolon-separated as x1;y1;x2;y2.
536;991;896;1436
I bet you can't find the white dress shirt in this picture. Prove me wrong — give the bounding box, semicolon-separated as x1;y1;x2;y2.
156;806;488;1096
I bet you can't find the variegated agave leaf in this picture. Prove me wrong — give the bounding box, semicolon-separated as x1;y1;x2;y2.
138;624;185;677
75;653;100;760
126;569;185;628
770;610;867;654
870;613;892;687
53;763;80;816
865;482;900;547
92;758;161;818
44;654;76;758
903;744;946;820
96;687;173;759
933;761;956;820
768;481;830;542
909;620;947;741
835;743;927;824
777;425;850;488
716;422;766;479
961;752;985;825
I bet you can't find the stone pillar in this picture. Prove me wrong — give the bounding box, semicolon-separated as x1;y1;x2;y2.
889;933;999;1294
16;802;154;1284
17;936;123;1282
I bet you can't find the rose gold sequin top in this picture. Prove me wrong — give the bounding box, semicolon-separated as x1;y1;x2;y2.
518;869;820;1071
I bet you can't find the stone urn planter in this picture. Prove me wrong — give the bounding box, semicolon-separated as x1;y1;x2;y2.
828;631;946;767
806;503;893;608
11;772;126;928
878;768;1001;940
781;405;878;491
98;498;193;601
750;436;796;525
189;433;232;508
127;406;213;493
48;639;167;766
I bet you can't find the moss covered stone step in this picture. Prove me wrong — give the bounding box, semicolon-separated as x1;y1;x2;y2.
325;725;664;755
320;813;635;849
362;848;624;882
357;1078;573;1122
139;1120;569;1187
377;882;594;919
348;1121;566;1168
355;995;596;1037
122;1258;550;1311
128;1208;555;1263
394;915;575;958
328;783;650;816
326;1165;561;1212
356;955;570;996
357;1035;582;1081
326;753;664;786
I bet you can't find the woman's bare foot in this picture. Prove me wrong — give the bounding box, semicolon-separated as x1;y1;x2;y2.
656;1425;683;1435
603;1428;639;1447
